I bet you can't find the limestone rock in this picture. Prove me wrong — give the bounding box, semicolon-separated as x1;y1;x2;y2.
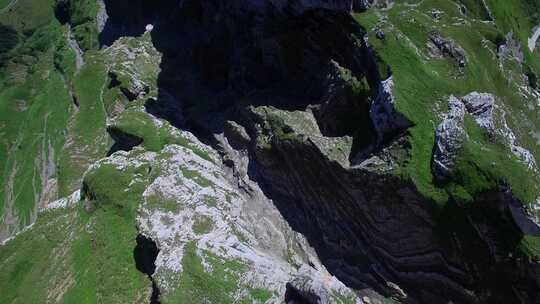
498;32;524;64
461;92;495;133
224;120;251;150
370;76;412;146
427;33;467;67
353;0;394;10
496;106;538;171
286;265;361;303
432;97;467;181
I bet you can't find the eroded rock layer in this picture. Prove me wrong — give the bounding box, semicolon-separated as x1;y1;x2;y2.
1;0;540;304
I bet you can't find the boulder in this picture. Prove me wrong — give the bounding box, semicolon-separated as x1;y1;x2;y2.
461;92;495;133
432;97;467;181
370;76;412;146
427;33;467;67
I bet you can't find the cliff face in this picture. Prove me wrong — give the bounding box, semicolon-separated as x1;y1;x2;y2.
0;0;540;303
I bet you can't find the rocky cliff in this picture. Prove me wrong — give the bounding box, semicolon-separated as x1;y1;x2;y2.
0;0;540;303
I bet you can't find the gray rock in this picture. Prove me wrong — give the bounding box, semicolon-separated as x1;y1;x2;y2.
499;32;524;64
432;97;467;181
461;92;495;133
353;0;394;10
286;265;360;303
430;9;443;20
353;0;373;10
96;0;109;33
224;120;251;150
427;33;467;67
370;76;412;146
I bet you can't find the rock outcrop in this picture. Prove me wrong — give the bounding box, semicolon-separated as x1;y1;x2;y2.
93;1;537;302
427;32;468;67
432;97;467;181
84;130;362;303
461;92;495;134
2;1;540;304
369;76;412;149
353;0;394;10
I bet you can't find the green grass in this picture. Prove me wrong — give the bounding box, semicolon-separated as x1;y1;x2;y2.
0;42;72;223
0;208;78;304
63;207;151;304
355;0;540;205
145;194;183;213
0;202;153;304
0;150;155;303
451;115;539;203
355;0;540;257
0;0;56;33
66;160;156;303
111;109;214;162
0;1;103;229
164;241;251;303
82;163;149;217
482;0;540;84
457;0;492;20
55;0;99;50
248;288;273;303
0;0;12;10
58;56;110;196
519;235;540;259
112;110;165;152
192;215;214;235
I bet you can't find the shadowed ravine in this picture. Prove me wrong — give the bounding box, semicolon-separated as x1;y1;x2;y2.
134;234;160;304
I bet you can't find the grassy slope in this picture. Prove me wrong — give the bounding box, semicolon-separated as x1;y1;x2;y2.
0;0;11;10
0;160;154;303
1;2;539;303
356;0;540;202
0;0;55;33
0;208;80;304
0;66;72;222
355;0;540;255
0;14;73;224
64;0;99;50
0;205;151;304
0;0;108;232
57;56;110;196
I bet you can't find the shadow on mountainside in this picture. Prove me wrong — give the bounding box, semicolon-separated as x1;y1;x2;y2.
99;1;540;303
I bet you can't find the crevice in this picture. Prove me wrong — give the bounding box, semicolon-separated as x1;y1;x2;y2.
107;71;149;102
107;71;121;89
524;65;538;90
54;0;71;25
71;92;79;108
284;283;318;304
106;127;143;156
133;234;160;304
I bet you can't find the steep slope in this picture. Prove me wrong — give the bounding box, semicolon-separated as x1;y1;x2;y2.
0;0;539;304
